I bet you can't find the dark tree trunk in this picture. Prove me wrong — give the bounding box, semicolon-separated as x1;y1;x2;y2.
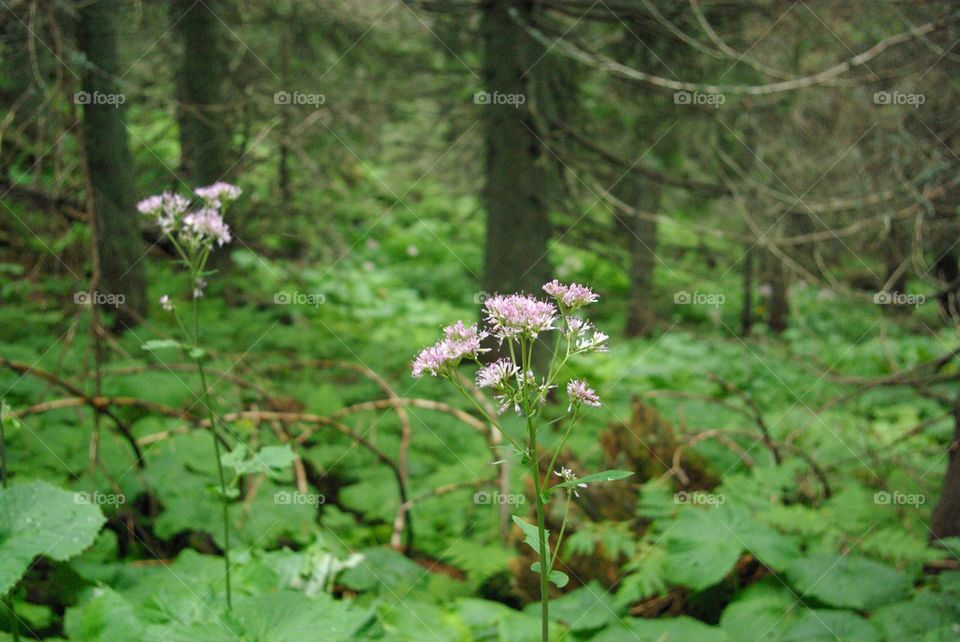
76;0;147;327
480;0;551;298
172;0;230;185
767;250;789;334
931;388;960;540
741;242;753;336
617;179;660;336
883;217;909;295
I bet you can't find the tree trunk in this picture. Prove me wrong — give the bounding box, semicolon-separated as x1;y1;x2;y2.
76;0;147;327
617;179;660;336
767;249;789;334
172;0;230;185
741;242;753;336
931;388;960;540
480;0;551;298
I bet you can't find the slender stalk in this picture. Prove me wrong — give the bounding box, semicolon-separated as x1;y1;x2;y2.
550;494;571;569
528;416;549;642
192;291;232;610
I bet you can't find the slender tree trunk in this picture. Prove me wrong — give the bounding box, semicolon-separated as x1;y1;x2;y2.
76;0;147;327
741;242;753;336
767;249;789;334
480;0;551;298
617;179;660;336
931;388;960;539
173;0;230;185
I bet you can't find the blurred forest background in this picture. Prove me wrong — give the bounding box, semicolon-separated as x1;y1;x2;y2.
2;0;960;640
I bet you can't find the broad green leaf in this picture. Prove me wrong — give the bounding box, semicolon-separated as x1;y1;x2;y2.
545;581;618;632
784;554;911;610
662;509;742;590
233;591;372;641
0;480;106;595
220;444;295;478
592;615;728;642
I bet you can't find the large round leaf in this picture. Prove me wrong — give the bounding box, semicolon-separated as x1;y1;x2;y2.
784;554;911;610
0;480;106;595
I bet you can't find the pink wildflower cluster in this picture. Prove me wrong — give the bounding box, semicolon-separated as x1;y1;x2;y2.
566;379;601;410
413;280;605;415
483;294;557;341
195;182;243;208
412;321;488;378
543;280;599;310
183;208;232;247
137;182;240;250
137;192;190;235
476;358;519;390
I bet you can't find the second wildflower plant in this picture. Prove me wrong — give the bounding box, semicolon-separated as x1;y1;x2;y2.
413;280;632;642
138;182;241;610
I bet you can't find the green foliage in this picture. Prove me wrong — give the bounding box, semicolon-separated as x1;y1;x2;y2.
0;480;106;596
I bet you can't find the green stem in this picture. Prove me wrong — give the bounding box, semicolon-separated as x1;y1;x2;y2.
192;287;232;610
550;493;572;569
528;417;549;642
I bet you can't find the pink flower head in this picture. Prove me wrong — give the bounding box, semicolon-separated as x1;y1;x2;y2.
412;344;451;378
543;280;599;310
138;192;191;234
195;182;242;208
483;294;557;341
567;379;601;410
182;208;232;247
476;358;519;390
412;321;487;378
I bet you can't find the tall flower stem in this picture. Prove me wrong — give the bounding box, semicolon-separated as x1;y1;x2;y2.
528;416;550;642
192;294;232;610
